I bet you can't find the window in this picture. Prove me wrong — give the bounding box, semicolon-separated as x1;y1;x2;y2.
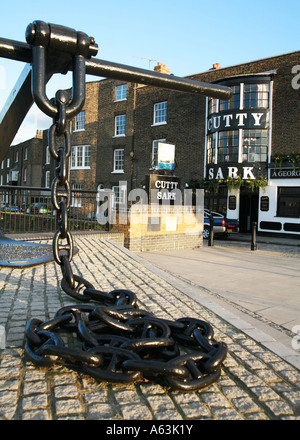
45;146;50;164
219;85;240;112
24;147;27;160
114;114;126;136
277;187;300;218
242;129;268;162
23;167;27;183
74;111;85;131
153;101;167;125
113;149;124;172
7;158;10;168
112;184;126;205
151;139;166;168
207;133;217;164
218;130;239;163
71;183;82;207
45;171;51;188
71;145;91;169
15;151;18;163
115;84;127;101
244;83;269;109
208;98;218;115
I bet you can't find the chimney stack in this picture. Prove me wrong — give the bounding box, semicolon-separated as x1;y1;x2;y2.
212;63;221;69
154;62;171;75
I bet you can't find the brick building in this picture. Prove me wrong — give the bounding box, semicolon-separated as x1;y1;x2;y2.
1;50;299;237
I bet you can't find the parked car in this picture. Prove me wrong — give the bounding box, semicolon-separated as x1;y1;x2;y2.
203;209;226;239
2;205;22;213
225;218;239;234
29;203;52;215
203;209;239;239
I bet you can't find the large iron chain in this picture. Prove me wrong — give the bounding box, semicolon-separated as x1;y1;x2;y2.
24;21;227;392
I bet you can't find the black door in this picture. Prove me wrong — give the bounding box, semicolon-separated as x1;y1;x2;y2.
239;188;258;232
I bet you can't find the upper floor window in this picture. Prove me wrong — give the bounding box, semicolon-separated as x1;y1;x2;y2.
7;158;10;168
113;149;124;172
242;129;268;162
115;84;127;101
114;114;126;136
218;130;239;163
219;85;240;112
71;145;91;169
153;101;167;125
74;111;85;131
243;83;269;109
45;146;50;164
15;151;18;163
207;133;217;164
24;147;28;160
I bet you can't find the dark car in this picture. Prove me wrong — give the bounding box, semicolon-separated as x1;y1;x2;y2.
203;209;226;239
225;218;239;234
203;209;239;239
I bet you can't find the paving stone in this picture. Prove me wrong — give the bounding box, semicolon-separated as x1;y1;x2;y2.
0;236;299;420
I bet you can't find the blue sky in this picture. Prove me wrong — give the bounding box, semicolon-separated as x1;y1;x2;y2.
0;0;299;144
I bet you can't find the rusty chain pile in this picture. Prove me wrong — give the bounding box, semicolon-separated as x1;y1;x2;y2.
24;20;227;392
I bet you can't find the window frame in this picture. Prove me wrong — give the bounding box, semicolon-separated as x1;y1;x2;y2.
74;111;85;131
71;145;91;169
153;101;167;126
114;114;126;137
112;184;126;205
115;84;127;101
217;130;239;163
112;149;125;173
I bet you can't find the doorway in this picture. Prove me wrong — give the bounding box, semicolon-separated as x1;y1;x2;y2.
239;188;258;232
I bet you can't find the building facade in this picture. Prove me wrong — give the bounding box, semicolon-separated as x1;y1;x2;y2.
1;51;299;236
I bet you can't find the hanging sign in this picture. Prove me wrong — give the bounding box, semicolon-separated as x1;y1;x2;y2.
158;142;175;170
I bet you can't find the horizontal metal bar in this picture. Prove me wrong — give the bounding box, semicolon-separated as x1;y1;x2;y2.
85;58;231;99
0;36;232;99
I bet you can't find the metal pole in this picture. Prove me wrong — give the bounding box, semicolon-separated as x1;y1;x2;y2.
208;215;214;247
0;36;232;100
251;221;257;251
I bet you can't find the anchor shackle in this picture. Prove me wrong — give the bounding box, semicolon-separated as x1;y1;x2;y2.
25;20;98;120
25;20;98;58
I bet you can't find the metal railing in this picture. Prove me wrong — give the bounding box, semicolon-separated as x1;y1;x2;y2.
0;185;105;235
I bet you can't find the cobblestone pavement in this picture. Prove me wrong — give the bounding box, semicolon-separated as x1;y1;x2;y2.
0;236;299;420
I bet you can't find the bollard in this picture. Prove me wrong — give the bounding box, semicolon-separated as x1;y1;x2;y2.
251;221;257;251
208;215;214;247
